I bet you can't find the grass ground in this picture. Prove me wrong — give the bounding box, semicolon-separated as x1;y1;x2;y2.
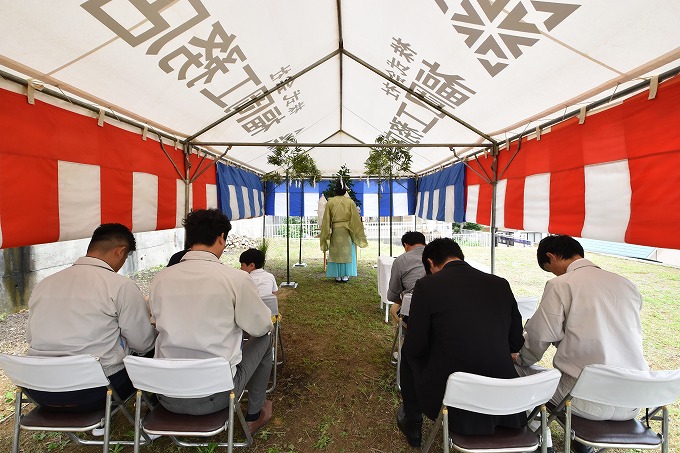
0;238;678;452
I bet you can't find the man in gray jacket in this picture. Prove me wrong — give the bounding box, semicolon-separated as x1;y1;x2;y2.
387;231;427;323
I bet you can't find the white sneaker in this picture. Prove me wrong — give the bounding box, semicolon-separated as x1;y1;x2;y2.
341;276;349;282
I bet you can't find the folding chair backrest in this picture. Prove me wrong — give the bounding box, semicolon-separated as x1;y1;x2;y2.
401;293;412;316
516;296;539;320
261;294;279;316
124;356;234;398
443;369;561;415
0;354;108;392
571;364;680;408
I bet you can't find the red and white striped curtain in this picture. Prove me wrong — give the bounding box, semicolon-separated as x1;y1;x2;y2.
466;75;680;250
0;86;217;249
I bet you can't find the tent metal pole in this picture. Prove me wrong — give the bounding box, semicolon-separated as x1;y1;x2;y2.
336;0;344;130
377;176;382;257
280;173;297;288
342;49;497;145
183;143;192;219
189;147;230;183
389;177;394;257
451;147;492;184
262;184;267;242
186;50;341;142
490;144;499;275
294;182;306;267
192;142;493;148
465;64;680;162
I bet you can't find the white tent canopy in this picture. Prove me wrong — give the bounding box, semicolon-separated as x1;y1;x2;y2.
2;0;679;175
2;0;680;252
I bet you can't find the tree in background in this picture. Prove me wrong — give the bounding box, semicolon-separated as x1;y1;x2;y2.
453;222;483;233
364;134;412;255
263;134;321;286
322;164;361;207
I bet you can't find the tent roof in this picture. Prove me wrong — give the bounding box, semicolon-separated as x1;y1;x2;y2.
2;0;680;176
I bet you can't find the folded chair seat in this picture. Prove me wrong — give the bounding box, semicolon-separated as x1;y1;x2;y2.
0;353;147;453
423;368;562;453
550;364;680;452
124;355;253;453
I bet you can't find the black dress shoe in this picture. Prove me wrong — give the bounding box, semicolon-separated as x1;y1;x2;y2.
397;405;422;448
572;440;594;453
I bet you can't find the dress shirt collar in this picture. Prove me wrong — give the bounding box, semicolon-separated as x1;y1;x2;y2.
566;257;599;273
442;259;468;270
73;256;115;272
181;250;222;263
251;268;266;276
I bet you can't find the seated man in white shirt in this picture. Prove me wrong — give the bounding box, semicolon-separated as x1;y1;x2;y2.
149;209;274;434
239;248;278;297
514;234;648;453
25;223;156;412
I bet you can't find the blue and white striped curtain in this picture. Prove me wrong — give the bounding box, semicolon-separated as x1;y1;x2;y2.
415;164;466;222
265;180;325;217
216;164;263;220
264;178;417;217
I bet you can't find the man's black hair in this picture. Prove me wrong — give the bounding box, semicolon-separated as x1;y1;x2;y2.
334;180;347;196
536;235;584;271
87;223;136;253
421;237;464;269
401;231;426;247
183;209;232;247
239;248;265;269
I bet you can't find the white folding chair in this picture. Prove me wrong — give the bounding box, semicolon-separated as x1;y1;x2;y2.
423;369;561;453
515;296;539;323
550;364;680;453
123;356;253;453
0;353;147;453
261;294;284;393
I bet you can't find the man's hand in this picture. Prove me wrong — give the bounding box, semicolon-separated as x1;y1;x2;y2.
511;352;520;364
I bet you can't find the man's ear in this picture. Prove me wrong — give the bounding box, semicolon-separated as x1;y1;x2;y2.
116;245;128;259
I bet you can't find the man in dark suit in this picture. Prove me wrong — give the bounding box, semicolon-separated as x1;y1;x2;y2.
397;238;525;448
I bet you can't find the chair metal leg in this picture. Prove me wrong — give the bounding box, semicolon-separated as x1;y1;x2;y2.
133;391;142;453
662;406;669;453
423;409;443;453
228;392;235;453
396;320;403;391
267;324;279;394
541;404;547;453
443;407;450;453
565;400;572;453
103;390;112;453
12;388;21;453
275;316;285;366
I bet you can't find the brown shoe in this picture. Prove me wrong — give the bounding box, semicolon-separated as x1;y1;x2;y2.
247;400;273;434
